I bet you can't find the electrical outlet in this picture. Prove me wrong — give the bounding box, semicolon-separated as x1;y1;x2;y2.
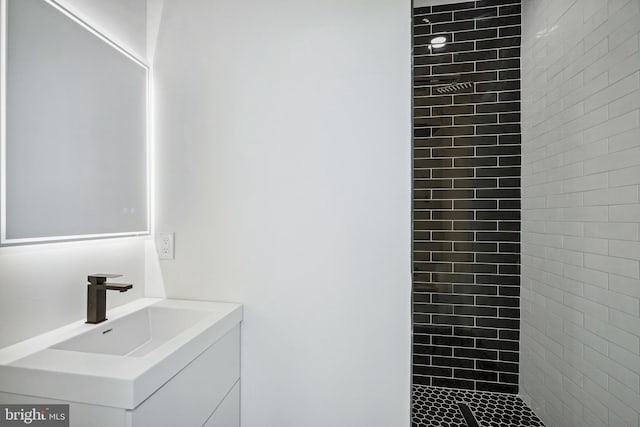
157;232;174;260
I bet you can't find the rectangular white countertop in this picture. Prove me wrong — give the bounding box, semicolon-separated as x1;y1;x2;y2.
0;298;243;409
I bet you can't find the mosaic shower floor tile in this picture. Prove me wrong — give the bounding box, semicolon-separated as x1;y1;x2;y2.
412;385;545;427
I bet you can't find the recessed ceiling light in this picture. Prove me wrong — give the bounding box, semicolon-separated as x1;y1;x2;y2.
430;36;447;48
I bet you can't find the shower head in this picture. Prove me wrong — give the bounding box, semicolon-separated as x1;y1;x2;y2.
413;74;474;94
436;81;474;94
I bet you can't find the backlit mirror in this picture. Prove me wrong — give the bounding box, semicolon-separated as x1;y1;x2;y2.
1;0;149;244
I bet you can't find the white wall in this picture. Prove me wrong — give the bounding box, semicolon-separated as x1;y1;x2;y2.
521;0;640;426
152;0;412;425
0;0;149;348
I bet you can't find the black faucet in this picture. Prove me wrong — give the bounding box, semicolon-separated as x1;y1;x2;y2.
86;274;133;324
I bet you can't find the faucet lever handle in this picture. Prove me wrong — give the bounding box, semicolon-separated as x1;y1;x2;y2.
100;283;133;292
88;274;123;285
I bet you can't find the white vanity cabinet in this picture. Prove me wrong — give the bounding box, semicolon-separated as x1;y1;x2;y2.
129;325;240;427
0;299;242;427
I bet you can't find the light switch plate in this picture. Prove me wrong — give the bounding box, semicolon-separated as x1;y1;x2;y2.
157;232;174;259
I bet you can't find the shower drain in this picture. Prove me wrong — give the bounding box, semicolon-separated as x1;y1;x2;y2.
457;402;479;427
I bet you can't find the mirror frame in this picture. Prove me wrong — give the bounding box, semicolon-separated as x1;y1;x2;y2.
0;0;151;245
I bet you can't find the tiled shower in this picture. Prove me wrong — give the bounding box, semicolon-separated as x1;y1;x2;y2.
412;0;640;426
413;0;522;394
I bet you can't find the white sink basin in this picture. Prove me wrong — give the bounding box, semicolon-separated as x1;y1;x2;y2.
51;306;211;357
0;298;243;409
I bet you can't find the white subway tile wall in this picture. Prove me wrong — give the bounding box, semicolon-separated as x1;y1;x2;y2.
521;0;640;426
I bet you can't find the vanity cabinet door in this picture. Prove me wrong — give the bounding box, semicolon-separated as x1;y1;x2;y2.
0;392;128;427
130;326;240;427
203;381;240;427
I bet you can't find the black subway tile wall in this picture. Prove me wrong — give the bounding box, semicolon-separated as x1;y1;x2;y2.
412;0;521;393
